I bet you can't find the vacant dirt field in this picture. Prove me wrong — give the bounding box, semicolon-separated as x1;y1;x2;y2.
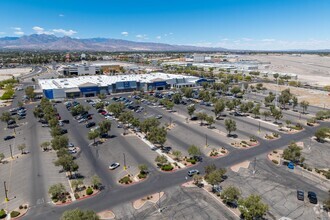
262;83;330;107
0;67;32;81
244;54;330;86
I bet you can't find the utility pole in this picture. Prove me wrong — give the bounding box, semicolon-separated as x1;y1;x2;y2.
9;144;13;159
4;181;9;202
123;153;127;170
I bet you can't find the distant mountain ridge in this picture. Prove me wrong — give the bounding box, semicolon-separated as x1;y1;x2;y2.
0;34;227;52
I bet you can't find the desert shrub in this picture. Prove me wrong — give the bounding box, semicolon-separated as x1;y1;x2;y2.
23;205;27;209
138;172;147;179
272;160;279;164
273;150;278;154
119;176;132;184
241;141;247;144
161;164;174;171
273;132;279;138
0;209;6;219
86;187;93;195
74;193;80;199
186;158;196;164
10;211;20;218
221;150;226;154
19;205;23;210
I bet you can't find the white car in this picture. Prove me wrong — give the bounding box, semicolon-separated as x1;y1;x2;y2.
105;115;114;120
156;115;162;119
109;163;120;170
78;118;87;123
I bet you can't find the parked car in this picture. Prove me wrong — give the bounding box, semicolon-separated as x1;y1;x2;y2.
41;124;50;127
18;115;25;120
7;119;16;125
100;133;110;138
61;119;70;124
86;122;96;128
60;129;68;134
156;115;162;119
307;191;318;204
78;118;87;123
4;135;15;141
297;190;304;201
109;162;120;170
187;169;199;177
7;124;19;129
68;143;74;148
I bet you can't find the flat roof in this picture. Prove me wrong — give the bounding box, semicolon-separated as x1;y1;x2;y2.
38;72;199;90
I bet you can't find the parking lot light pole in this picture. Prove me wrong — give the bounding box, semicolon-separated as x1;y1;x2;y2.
123;153;127;170
4;181;9;202
9;144;13;159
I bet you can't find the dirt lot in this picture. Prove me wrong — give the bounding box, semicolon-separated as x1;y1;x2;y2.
244;54;330;86
260;83;330;107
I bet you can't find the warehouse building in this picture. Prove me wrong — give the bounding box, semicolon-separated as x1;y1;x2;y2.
38;72;200;99
58;63;101;76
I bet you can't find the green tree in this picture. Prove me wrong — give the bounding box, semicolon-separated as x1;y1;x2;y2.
187;105;196;118
172;150;182;161
88;130;100;145
91;175;102;189
196;112;208;125
222;186;241;204
172;93;182;104
300;100;309;114
140;117;160;134
205;168;226;186
119;111;134;124
138;164;148;174
238;195;269;220
51;135;68;151
17;144;26;154
95;102;104;110
271;108;283;123
25;86;35;100
214;100;225;118
71;179;84;192
261;111;271;121
50;125;62;137
224;119;236;136
278;89;292;109
283;142;302;162
147;126;167;146
193;174;203;185
251;104;261;118
314;127;330;142
54;154;79;176
99;120;111;135
188;145;201;157
155;155;168;166
48;183;66;200
206;115;215;128
292;96;298;110
226;100;235;111
0;112;13;123
107;102;125;118
61;209;100;220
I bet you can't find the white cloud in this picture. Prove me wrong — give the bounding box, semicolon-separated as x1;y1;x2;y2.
32;26;54;35
121;31;128;36
11;27;24;35
52;29;77;36
261;39;275;42
242;38;253;41
59;14;65;17
136;34;148;40
0;32;5;35
156;36;161;39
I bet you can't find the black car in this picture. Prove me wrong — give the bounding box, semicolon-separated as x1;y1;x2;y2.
99;133;110;138
297;190;304;201
18;115;25;120
161;146;172;153
7;124;19;129
60;129;68;135
7;119;16;125
86;122;96;128
4;135;15;141
307;191;318;204
61;119;70;124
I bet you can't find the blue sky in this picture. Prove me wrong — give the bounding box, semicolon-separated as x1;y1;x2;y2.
0;0;329;50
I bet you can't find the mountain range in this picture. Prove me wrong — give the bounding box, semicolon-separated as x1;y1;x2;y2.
0;34;226;52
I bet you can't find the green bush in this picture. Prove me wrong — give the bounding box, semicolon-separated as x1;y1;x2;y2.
138;172;147;179
119;176;132;184
19;205;23;210
241;140;247;144
10;211;20;218
74;193;80;199
0;209;6;219
273;150;278;154
273;132;279;138
186;158;196;164
272;160;279;164
86;187;93;195
161;164;174;171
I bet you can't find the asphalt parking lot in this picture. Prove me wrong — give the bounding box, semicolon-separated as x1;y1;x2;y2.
223;157;329;220
110;185;237;220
